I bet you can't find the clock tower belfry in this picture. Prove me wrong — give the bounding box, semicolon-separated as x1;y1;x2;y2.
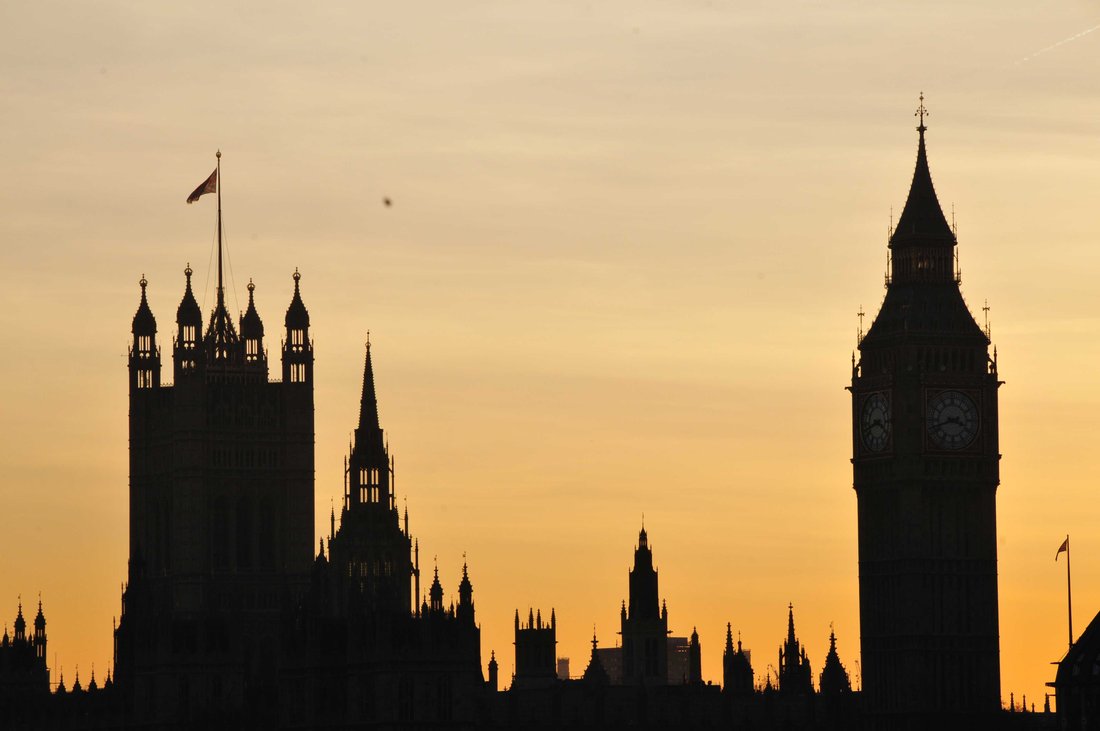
851;99;1001;728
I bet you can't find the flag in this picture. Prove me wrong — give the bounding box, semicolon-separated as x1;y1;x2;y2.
187;169;218;204
1056;537;1069;560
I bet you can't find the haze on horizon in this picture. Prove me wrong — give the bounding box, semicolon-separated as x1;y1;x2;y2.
2;0;1100;706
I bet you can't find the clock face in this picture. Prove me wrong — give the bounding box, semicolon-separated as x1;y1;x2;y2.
860;392;891;452
926;390;979;450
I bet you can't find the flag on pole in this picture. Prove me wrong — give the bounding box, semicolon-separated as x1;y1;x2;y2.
1056;537;1069;560
186;169;218;204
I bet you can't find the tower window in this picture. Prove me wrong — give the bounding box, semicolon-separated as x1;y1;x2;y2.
137;369;154;389
246;338;260;361
290;329;305;348
182;325;197;346
138;335;152;353
290;363;306;383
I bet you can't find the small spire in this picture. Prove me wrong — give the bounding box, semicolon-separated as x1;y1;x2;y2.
915;91;928;132
358;335;382;433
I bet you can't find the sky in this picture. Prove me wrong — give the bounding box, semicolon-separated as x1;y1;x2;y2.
2;0;1100;706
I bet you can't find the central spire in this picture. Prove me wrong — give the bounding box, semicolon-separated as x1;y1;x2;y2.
358;335;381;433
890;93;955;249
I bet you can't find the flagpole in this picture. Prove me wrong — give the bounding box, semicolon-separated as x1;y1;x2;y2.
1067;534;1073;651
216;150;223;307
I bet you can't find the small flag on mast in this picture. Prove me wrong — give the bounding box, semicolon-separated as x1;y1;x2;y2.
186;168;218;204
1056;537;1069;560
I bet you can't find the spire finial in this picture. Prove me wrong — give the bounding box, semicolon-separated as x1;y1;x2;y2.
915;91;928;132
216;149;221;159
140;274;147;291
247;278;255;295
293;267;301;284
366;329;371;350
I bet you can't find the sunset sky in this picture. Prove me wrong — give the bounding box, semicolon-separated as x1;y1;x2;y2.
3;0;1100;705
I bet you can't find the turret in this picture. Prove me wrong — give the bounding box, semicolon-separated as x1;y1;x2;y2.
819;626;852;696
129;276;160;390
13;600;26;643
723;623;754;694
629;525;659;621
457;560;475;625
428;565;444;615
514;607;557;688
778;603;813;695
488;650;499;692
174;265;203;378
583;631;610;686
281;269;312;384
688;627;702;685
239;279;266;371
33;599;46;661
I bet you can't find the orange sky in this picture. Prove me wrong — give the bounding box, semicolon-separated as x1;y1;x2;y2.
2;1;1100;707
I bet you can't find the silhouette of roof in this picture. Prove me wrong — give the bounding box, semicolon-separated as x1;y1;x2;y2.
176;265;202;325
285;269;309;328
890;126;955;249
132;276;156;334
240;279;264;337
358;340;380;433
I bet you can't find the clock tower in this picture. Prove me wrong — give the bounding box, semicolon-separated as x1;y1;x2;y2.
851;100;1001;728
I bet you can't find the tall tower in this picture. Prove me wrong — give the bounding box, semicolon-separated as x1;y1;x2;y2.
851;100;1001;726
328;339;414;615
117;262;315;724
620;525;668;685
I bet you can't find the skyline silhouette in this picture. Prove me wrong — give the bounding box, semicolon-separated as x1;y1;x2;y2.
3;2;1099;714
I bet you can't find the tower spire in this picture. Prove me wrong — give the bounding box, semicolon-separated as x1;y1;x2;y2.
890;93;954;250
359;335;381;433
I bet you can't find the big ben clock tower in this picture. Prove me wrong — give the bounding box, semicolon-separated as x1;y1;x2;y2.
851;98;1001;728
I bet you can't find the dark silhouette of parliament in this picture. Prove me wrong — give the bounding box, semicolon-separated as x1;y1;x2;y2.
0;107;1077;728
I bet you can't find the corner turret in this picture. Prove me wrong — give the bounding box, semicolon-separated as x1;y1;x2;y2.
282;269;313;384
174;265;202;378
240;279;266;370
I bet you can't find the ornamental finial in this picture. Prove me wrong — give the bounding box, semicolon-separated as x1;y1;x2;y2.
915;92;928;132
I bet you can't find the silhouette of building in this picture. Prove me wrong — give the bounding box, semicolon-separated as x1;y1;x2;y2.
513;608;556;689
582;633;610;686
778;604;813;695
115;268;315;725
723;623;754;696
818;627;851;697
620;525;669;685
851;102;1002;727
687;628;702;685
1054;611;1100;731
0;600;49;698
282;341;485;726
